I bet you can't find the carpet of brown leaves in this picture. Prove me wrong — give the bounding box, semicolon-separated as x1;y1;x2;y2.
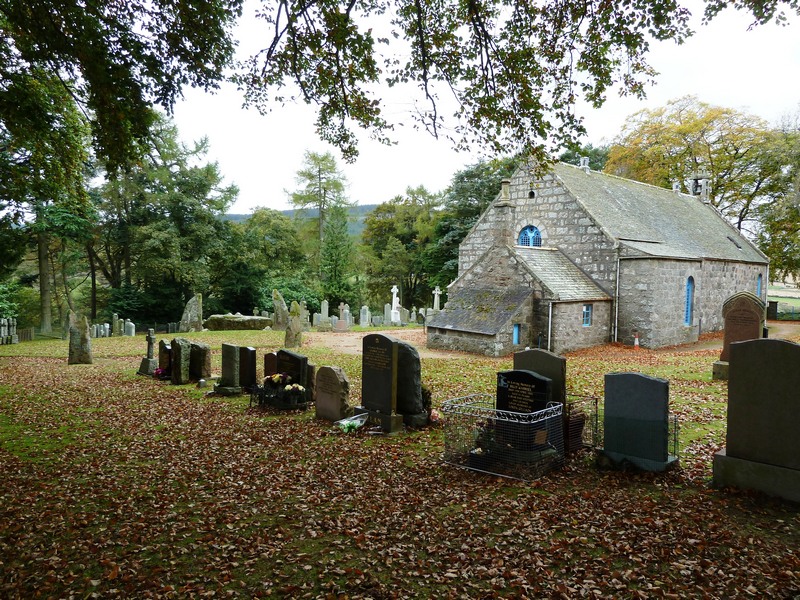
1;332;798;599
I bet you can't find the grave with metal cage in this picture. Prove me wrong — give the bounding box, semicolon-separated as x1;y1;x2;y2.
442;393;565;480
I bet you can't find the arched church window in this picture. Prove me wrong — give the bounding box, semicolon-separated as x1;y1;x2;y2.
518;225;542;247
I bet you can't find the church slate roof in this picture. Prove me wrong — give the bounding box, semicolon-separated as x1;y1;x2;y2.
514;247;610;301
553;163;768;264
426;286;533;335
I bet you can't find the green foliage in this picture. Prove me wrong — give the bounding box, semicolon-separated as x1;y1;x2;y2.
558;144;610;171
0;281;19;318
0;0;242;170
259;275;322;315
320;206;356;305
0;215;27;281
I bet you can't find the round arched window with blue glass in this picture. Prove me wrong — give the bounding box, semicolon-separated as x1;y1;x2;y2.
518;225;542;247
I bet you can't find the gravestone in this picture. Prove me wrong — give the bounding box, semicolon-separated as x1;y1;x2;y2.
277;349;311;402
433;286;442;311
272;289;289;331
495;370;554;451
372;316;383;327
390;285;401;325
713;292;765;380
399;307;410;325
104;323;110;337
189;342;211;379
313;313;321;327
285;301;303;347
713;339;800;502
410;308;417;323
239;346;257;391
602;373;676;472
170;337;192;384
315;366;352;422
396;340;427;426
214;343;242;395
335;318;349;332
138;329;158;375
767;300;778;320
158;340;172;375
360;306;371;327
67;311;93;365
124;319;135;336
264;352;278;379
384;304;392;325
112;313;119;337
321;300;330;324
179;293;204;333
354;333;404;432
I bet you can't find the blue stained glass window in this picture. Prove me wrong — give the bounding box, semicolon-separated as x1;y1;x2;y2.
582;304;593;327
757;273;763;297
513;324;521;344
684;277;695;326
518;225;542;247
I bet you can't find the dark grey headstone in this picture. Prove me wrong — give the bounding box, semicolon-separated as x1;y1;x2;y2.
396;340;426;427
603;372;674;470
496;370;552;414
239;346;257;391
264;352;277;378
277;349;310;401
189;342;211;380
170;337;192;385
513;349;566;406
361;334;398;415
158;340;172;373
727;339;800;470
315;366;352;422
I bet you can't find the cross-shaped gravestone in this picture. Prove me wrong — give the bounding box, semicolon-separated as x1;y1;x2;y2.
339;301;346;319
391;285;399;310
146;329;156;359
433;286;442;311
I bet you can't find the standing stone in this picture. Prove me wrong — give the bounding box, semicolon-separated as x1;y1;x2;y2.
354;334;404;432
158;340;172;374
714;292;765;380
138;328;158;375
272;289;289;331
315;366;352;422
360;306;371;327
239;346;257;391
285;301;303;348
124;319;135;336
67;311;93;365
214;343;242;395
179;293;204;333
602;373;676;472
264;352;278;378
189;342;211;379
170;338;192;385
713;339;800;502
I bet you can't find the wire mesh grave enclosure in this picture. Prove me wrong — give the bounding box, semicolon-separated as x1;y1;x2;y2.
442;394;565;481
249;378;310;411
564;394;600;452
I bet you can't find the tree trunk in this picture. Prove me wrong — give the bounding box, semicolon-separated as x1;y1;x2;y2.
87;244;97;319
38;231;52;333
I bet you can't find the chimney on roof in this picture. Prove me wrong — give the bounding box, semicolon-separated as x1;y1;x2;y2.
495;178;516;245
579;156;590;173
690;172;712;203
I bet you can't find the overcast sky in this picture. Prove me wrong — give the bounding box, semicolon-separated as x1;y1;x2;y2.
172;1;800;214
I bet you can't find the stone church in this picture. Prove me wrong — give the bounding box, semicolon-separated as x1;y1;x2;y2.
427;160;769;356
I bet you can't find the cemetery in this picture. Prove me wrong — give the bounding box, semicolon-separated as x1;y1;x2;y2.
1;320;799;598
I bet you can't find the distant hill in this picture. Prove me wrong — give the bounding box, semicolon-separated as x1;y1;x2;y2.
223;204;377;239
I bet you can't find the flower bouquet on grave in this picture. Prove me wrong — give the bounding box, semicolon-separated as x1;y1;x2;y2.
280;383;306;406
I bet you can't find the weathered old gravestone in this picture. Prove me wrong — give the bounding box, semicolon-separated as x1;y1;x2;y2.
315;366;353;422
170;338;192;384
189;342;211;380
285;301;303;348
124;319;135;336
138;329;158;375
320;300;330;324
383;304;392;326
239;346;257;391
277;349;311;402
354;334;404;432
713;339;800;502
158;340;172;375
713;292;765;380
112;313;119;337
67;311;93;365
214;343;242;395
179;293;204;333
602;373;676;472
272;289;289;331
264;352;277;379
360;306;371;327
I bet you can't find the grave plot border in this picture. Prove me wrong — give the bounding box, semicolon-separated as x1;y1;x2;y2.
442;394;565;481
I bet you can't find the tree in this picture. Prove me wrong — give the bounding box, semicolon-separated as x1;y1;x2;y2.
320;205;357;305
423;157;518;289
558;144;610;171
604;96;793;232
362;186;442;308
0;0;242;170
237;0;798;162
289;150;352;270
